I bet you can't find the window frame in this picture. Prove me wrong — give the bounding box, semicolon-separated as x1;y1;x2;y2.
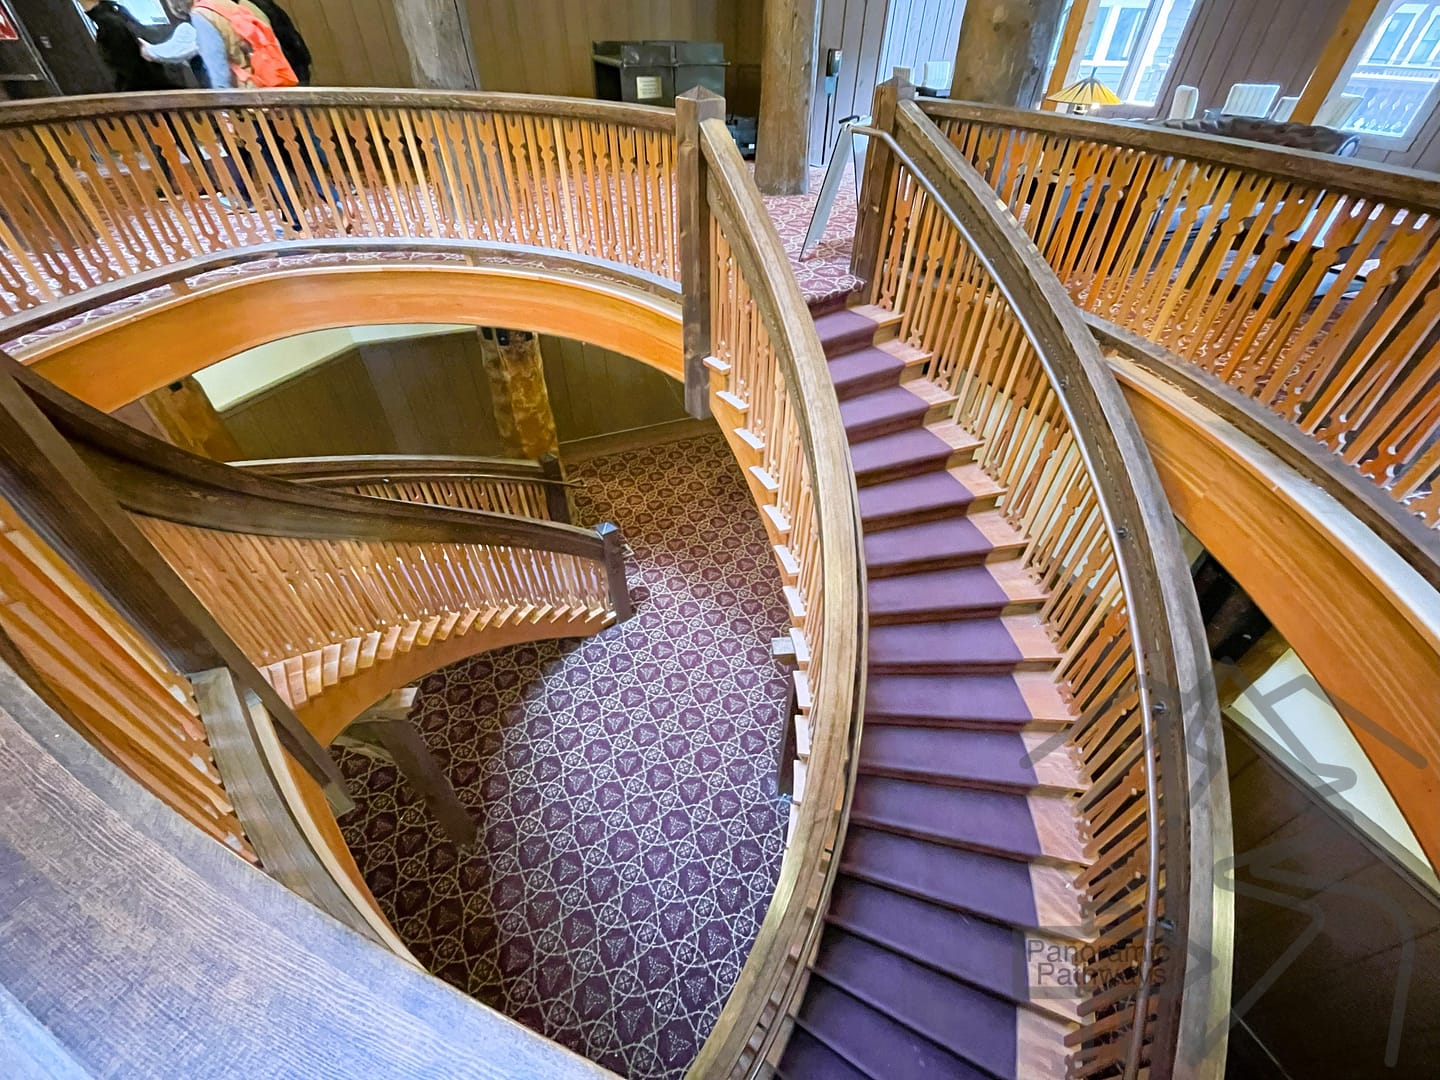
1320;0;1440;150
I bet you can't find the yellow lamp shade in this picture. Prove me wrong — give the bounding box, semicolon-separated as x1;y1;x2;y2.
1047;75;1123;108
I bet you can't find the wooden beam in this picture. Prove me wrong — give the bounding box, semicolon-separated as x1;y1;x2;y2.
1040;0;1101;110
950;0;1068;108
755;0;821;195
1293;0;1384;124
392;0;480;90
345;715;477;849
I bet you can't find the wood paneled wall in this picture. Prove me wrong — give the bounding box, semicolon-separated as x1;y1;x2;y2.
286;0;765;100
220;331;688;460
878;0;964;88
1145;0;1351;120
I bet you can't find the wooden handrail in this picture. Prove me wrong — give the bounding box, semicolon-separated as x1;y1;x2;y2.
681;94;867;1076
0;92;679;319
844;87;1230;1080
918;98;1440;538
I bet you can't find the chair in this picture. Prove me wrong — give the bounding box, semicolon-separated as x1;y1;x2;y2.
1271;95;1300;122
1167;84;1200;120
1315;93;1364;129
1220;82;1281;118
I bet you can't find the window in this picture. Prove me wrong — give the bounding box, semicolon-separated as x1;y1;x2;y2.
1332;0;1440;140
1055;0;1200;106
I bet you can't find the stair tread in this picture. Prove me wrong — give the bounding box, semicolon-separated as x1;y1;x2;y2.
851;428;959;482
827;878;1027;1000
869;564;1042;620
841;386;932;441
814;928;1019;1078
796;980;988;1080
829;347;906;400
864;515;1018;574
815;309;883;358
858;468;998;528
859;726;1083;792
865;672;1074;728
851;775;1043;857
868;616;1059;672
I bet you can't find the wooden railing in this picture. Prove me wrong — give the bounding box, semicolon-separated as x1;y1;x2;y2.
855;84;1230;1080
20;371;628;716
0;89;678;319
236;453;573;523
677;91;866;1078
0;493;252;858
918;99;1440;537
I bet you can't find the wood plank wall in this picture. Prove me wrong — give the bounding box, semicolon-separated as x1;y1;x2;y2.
221;331;689;459
809;0;892;163
1144;0;1350;122
285;0;765;108
877;0;964;90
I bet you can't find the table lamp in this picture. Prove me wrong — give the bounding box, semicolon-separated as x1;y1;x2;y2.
1047;74;1122;115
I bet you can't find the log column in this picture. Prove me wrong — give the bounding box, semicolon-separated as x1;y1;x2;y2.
130;377;241;461
755;0;821;195
393;0;481;90
949;0;1067;108
480;329;560;460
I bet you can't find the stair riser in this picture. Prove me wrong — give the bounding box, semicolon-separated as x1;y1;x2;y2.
861;494;1001;533
869;597;1042;626
866;545;1028;578
837;867;1043;932
832;368;905;402
845;813;1086;867
845;400;953;444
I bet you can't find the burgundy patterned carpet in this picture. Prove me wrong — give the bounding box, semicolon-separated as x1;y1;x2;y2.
336;433;791;1079
761;163;861;306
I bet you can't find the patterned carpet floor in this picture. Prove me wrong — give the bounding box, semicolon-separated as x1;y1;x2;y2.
336;433;792;1079
760;163;861;305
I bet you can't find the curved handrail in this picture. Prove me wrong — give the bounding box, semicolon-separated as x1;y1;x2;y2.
853;92;1229;1079
918;98;1440;538
236;452;575;524
683;100;867;1076
0;90;678;319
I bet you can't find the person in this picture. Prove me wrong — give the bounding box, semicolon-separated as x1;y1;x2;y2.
82;0;182;91
139;13;229;90
245;0;312;84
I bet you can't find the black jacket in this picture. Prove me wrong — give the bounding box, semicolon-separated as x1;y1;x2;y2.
86;1;179;92
246;0;313;84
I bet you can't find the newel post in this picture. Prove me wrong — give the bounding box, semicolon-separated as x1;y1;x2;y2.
677;88;726;420
595;522;634;622
539;453;572;523
851;74;916;293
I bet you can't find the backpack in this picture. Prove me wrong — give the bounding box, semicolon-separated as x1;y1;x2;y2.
196;0;298;88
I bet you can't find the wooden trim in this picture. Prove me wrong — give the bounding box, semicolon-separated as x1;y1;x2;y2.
0;88;678;131
1090;315;1440;590
917;97;1440;209
1114;360;1440;868
20;263;682;415
1292;0;1385;124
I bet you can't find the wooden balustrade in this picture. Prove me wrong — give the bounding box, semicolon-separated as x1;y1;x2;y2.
0;495;252;858
13;367;627;718
677;92;865;1078
850;88;1230;1080
917;99;1440;536
0;90;678;319
237;453;572;522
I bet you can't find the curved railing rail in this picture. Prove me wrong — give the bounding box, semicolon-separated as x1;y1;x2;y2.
0;89;678;319
676;91;867;1078
918;98;1440;538
19;367;629;714
852;84;1230;1079
236;452;574;523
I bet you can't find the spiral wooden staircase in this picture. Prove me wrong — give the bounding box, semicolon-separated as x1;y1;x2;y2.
2;75;1436;1080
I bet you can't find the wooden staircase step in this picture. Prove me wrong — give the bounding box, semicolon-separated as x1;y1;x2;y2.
858;465;1003;532
851;425;980;487
868;563;1045;624
829;346;907;401
815;308;889;358
867;616;1060;675
851;776;1088;866
840;386;935;443
863;512;1026;577
793;980;980;1080
864;672;1071;732
858;728;1085;797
